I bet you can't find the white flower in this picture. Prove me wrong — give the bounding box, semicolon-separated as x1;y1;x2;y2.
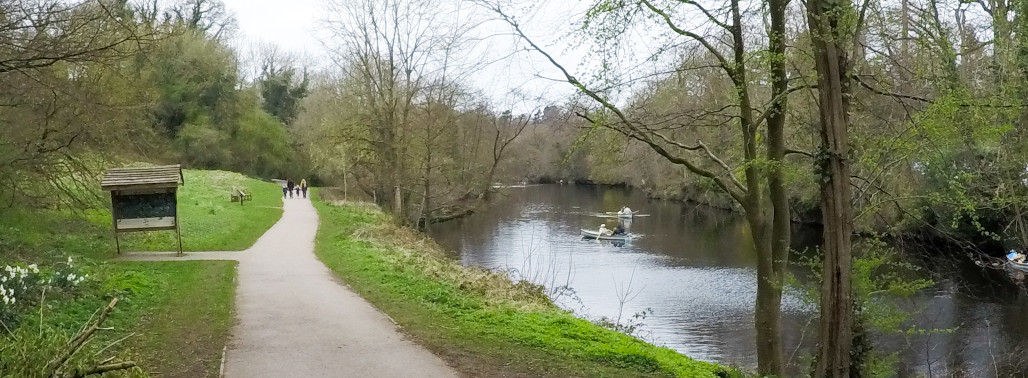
1;276;6;283
28;264;38;273
67;257;73;264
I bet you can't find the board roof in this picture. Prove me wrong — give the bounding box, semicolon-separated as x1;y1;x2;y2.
101;164;184;191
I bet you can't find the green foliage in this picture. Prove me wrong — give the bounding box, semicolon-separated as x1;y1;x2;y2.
258;62;309;124
788;239;938;377
232;103;296;178
175;117;233;167
149;33;240;137
146;29;297;179
311;191;736;377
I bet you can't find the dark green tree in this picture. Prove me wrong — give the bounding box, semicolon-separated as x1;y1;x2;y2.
258;61;309;125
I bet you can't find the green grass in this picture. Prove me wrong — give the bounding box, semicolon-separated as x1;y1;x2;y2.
0;206;112;263
0;168;265;377
311;190;736;377
111;261;237;377
118;169;283;252
0;169;282;262
0;261;236;378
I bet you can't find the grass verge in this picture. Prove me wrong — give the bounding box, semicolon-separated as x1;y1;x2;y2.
0;260;236;377
311;190;736;377
0;168;260;376
0;169;282;260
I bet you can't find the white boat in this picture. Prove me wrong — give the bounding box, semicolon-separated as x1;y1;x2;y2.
1009;260;1028;272
604;211;641;219
580;229;635;241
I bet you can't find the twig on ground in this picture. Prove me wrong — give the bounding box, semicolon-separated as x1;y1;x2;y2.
43;298;136;378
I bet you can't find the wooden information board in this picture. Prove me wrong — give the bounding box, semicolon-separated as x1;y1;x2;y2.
101;165;185;255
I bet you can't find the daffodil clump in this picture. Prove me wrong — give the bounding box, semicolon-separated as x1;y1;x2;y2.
0;257;89;329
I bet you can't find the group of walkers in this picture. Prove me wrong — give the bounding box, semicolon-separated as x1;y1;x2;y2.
283;179;308;199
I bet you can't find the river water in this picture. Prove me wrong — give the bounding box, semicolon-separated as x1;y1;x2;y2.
429;184;1028;376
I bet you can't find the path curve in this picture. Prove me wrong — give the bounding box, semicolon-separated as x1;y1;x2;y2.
122;197;456;377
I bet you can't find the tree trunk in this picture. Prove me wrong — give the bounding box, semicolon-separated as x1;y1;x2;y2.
750;213;785;376
394;185;403;218
808;0;855;374
757;0;792;374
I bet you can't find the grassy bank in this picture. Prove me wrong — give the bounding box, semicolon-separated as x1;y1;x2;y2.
312;191;735;377
118;169;284;252
0;169;270;376
0;169;282;262
0;261;236;377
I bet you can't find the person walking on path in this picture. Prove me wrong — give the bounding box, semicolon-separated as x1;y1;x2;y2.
300;179;308;198
286;180;295;199
281;181;288;199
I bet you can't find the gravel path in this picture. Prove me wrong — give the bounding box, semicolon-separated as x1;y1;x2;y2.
120;197;456;377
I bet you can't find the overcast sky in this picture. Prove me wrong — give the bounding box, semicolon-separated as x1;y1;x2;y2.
221;0;325;60
217;0;603;110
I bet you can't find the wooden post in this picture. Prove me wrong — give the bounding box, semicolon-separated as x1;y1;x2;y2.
110;192;121;255
175;189;183;256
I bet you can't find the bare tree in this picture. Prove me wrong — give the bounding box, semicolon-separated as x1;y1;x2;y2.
321;0;485;221
480;0;797;374
0;0;154;208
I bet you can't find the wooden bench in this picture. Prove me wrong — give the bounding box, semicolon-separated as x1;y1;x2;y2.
231;186;252;204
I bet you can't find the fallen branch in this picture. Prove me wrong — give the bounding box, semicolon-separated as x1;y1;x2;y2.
42;298;137;377
61;361;137;378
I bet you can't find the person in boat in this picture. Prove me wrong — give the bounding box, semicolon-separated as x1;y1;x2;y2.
620;206;632;216
598;224;612;236
612;223;626;236
1008;249;1027;263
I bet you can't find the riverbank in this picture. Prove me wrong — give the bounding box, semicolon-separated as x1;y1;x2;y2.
311;190;737;377
0;169;281;377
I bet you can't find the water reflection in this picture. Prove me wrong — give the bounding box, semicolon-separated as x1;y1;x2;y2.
429;185;1028;375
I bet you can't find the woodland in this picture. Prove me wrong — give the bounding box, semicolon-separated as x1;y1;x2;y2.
5;0;1028;376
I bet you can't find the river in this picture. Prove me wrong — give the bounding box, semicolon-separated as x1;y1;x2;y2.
429;184;1028;376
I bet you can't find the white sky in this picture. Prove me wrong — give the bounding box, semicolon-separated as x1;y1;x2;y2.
218;0;597;109
222;0;324;59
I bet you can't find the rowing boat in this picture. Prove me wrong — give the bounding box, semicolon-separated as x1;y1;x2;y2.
605;211;635;219
580;229;635;241
1009;260;1028;273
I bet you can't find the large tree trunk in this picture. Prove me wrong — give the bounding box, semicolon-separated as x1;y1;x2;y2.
756;0;792;374
750;213;785;376
808;0;855;375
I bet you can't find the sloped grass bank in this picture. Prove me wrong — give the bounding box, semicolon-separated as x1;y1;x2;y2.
312;192;735;377
0;169;267;377
0;169;282;263
119;169;283;252
0;261;236;377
